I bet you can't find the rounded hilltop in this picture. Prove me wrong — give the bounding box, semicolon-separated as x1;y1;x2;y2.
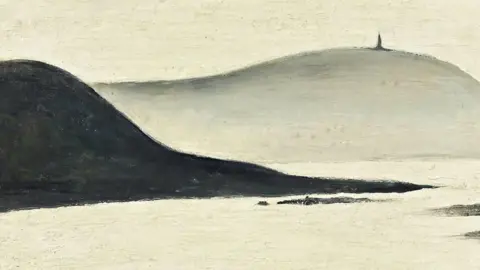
94;44;480;163
0;59;432;212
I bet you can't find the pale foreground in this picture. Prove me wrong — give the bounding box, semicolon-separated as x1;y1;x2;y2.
1;160;479;270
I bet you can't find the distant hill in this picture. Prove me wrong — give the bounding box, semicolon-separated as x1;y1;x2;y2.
94;48;480;162
0;59;432;212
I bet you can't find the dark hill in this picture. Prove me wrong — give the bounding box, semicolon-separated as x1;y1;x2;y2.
0;60;434;212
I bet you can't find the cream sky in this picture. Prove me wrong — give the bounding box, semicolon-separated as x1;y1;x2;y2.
0;0;479;83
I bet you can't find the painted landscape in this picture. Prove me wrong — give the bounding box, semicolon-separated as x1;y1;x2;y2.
1;1;479;269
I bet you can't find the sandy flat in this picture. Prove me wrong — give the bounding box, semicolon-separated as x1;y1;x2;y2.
1;160;479;270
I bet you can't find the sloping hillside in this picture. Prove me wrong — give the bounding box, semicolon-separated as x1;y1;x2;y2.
95;48;480;162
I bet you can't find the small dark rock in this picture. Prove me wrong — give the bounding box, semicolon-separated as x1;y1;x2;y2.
431;204;480;216
277;196;377;205
464;231;480;239
257;201;269;206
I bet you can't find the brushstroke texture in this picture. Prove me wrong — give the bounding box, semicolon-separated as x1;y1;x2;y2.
432;204;480;216
464;231;480;239
276;196;382;205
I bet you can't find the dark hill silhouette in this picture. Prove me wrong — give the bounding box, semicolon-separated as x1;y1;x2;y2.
0;59;434;212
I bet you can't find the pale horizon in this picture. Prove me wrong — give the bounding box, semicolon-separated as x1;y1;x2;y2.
1;0;480;83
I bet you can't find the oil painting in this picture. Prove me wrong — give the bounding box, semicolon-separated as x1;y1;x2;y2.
0;1;479;269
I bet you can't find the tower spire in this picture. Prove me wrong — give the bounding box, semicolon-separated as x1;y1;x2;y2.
375;33;383;49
